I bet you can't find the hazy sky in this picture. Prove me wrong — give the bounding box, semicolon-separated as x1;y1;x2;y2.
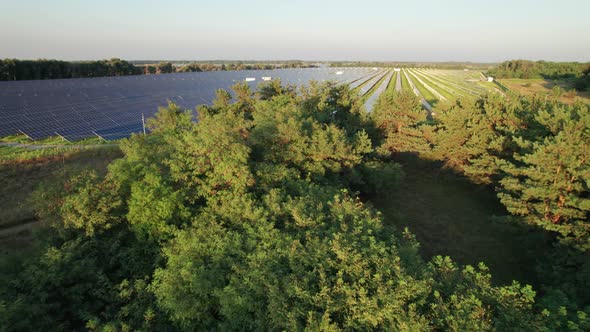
1;0;589;62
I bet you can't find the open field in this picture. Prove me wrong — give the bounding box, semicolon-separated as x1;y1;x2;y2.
498;78;590;104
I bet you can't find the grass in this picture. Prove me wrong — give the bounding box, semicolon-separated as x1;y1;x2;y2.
0;134;119;162
411;70;461;101
0;147;122;229
406;70;438;106
0;145;75;161
499;78;590;104
387;71;399;92
0;134;108;145
368;156;549;286
400;70;413;93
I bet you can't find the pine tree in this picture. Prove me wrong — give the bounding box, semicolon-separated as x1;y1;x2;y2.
498;102;590;250
372;90;433;156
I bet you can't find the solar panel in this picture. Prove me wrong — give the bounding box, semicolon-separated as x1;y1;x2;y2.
0;68;376;141
364;70;394;112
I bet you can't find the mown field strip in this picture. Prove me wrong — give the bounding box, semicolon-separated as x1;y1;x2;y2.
410;69;465;100
402;69;432;112
407;69;447;101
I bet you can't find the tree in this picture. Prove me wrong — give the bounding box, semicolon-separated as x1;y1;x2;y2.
372;90;433;156
498;102;590;250
432;94;539;185
158;62;174;74
1;81;551;330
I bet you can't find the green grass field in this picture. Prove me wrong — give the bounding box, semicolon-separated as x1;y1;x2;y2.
499;78;590;104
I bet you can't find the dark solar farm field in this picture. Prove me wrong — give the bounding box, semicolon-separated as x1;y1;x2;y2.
0;67;381;141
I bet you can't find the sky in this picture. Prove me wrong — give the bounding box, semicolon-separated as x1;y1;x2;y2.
1;0;589;62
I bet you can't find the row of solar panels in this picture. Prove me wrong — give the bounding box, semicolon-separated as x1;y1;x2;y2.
0;67;377;141
364;70;395;111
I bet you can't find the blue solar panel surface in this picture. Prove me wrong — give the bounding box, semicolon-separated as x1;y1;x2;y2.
363;70;394;112
0;67;375;141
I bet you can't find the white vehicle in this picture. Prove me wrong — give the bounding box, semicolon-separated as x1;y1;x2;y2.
335;71;344;75
245;77;256;82
262;76;272;81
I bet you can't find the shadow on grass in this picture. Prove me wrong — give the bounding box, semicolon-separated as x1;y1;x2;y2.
365;153;552;287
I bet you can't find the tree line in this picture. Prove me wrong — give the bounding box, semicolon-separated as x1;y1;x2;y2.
373;88;590;329
374;89;589;251
487;60;590;83
0;59;316;81
0;82;588;330
0;58;142;81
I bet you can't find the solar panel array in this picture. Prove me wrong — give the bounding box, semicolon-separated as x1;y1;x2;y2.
357;69;390;97
348;69;383;90
0;67;375;141
364;70;394;112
